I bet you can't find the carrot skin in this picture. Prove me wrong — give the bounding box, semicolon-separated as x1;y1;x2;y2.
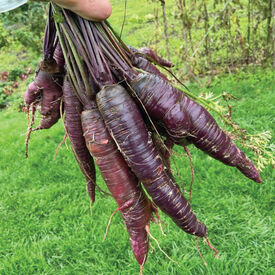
97;85;207;237
128;46;174;67
81;106;151;265
25;82;42;108
128;46;170;82
63;78;96;202
32;70;63;130
131;56;170;81
138;47;174;67
130;73;262;183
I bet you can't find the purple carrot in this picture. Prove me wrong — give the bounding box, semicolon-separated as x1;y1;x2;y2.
63;77;96;202
88;22;261;182
25;10;63;117
130;73;262;183
97;84;207;237
34;41;65;131
25;69;64;158
128;45;174;67
81;105;152;267
121;46;170;82
130;55;170;82
26;4;65;132
25;82;42;112
24;70;62;157
138;47;174;67
32;70;63;131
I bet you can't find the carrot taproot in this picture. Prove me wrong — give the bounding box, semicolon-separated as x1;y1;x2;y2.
63;77;96;202
24;68;63;157
97;84;207;237
25;82;42;112
32;70;63;131
81;104;152;266
25;41;65;125
129;73;262;183
27;6;65;132
128;46;172;81
90;22;259;183
131;46;174;68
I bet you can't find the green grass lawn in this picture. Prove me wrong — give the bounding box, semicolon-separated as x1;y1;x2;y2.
0;69;274;275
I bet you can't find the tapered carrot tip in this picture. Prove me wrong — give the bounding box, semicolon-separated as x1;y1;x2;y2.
139;263;144;275
254;174;262;184
131;238;148;266
237;162;262;183
86;182;95;202
250;164;262;183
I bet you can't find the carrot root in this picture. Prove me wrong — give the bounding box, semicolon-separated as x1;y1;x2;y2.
184;146;195;201
196;237;208;266
151;203;166;236
54;133;68;160
103;198;135;242
206;238;219;258
145;225;180;267
25;105;36;158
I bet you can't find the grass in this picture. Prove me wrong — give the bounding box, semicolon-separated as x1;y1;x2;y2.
0;70;274;275
0;0;274;274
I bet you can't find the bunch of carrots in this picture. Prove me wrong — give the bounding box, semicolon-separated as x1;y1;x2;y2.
24;5;262;273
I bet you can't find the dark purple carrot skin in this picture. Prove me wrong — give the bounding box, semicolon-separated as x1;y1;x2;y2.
130;73;262;183
131;56;170;82
127;46;191;147
63;78;96;202
128;46;170;82
26;7;64;131
139;47;174;68
81;106;151;265
33;70;63;130
128;46;174;67
25;82;42;109
130;73;191;141
97;85;207;237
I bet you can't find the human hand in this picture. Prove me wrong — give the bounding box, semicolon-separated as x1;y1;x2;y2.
30;0;112;21
51;0;112;21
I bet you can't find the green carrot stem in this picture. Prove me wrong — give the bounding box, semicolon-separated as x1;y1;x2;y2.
62;10;88;55
87;22;114;85
61;9;99;90
99;22;133;68
104;21;132;55
78;18;98;76
100;44;129;78
63;38;87;103
92;24;130;72
54;21;79;92
60;24;92;98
